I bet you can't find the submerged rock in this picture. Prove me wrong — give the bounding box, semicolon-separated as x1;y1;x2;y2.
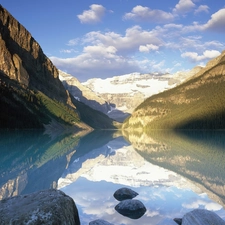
0;189;80;225
89;219;114;225
115;199;146;219
174;209;225;225
113;187;138;201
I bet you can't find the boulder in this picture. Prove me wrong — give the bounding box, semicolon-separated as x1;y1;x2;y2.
89;219;114;225
0;189;80;225
113;187;138;201
115;199;146;219
174;209;225;225
173;218;182;225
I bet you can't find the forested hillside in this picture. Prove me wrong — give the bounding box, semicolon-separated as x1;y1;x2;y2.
123;50;225;130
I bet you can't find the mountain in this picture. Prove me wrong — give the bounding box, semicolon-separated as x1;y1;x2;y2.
123;50;225;130
82;68;201;122
59;70;112;114
0;5;115;130
60;69;201;123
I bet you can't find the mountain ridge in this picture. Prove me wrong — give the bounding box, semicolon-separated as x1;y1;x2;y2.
60;67;201;122
122;50;225;130
0;5;115;130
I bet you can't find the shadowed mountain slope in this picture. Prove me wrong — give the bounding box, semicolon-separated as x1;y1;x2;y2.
0;5;115;130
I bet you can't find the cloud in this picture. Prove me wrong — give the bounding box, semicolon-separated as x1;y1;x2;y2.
83;26;163;54
182;8;225;33
52;4;225;81
77;4;106;24
50;54;140;81
67;38;79;46
60;49;77;54
194;5;209;14
123;5;174;23
181;50;221;62
173;0;195;14
203;8;225;32
182;199;223;211
50;26;169;81
139;44;159;53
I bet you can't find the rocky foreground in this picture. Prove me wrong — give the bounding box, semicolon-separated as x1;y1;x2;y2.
0;188;225;225
0;189;80;225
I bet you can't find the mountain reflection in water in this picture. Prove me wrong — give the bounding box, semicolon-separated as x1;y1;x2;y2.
0;129;225;224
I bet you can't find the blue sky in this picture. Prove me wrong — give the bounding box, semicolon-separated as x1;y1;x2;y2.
2;0;225;81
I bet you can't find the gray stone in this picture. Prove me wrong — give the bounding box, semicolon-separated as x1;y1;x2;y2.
182;209;225;225
113;187;138;201
115;199;146;219
173;218;182;225
0;189;80;225
89;219;114;225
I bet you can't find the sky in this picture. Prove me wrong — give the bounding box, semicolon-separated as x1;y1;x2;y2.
1;0;225;82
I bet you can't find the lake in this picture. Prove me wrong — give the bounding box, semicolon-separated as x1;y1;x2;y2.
0;129;225;224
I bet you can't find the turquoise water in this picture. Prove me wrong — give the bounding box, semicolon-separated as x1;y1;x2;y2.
1;130;225;224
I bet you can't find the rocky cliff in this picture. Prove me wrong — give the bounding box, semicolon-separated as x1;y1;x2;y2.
0;5;84;129
123;50;225;130
0;5;115;129
0;5;67;102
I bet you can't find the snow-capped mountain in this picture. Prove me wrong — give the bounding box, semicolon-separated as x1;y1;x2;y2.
82;68;202;121
59;70;112;114
59;67;202;122
58;136;199;191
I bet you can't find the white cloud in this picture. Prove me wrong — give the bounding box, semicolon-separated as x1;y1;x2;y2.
77;4;106;24
67;38;79;46
123;5;174;23
83;26;163;54
50;54;140;81
83;45;117;58
182;199;223;212
181;50;221;62
203;8;225;32
50;26;167;80
52;4;225;81
173;0;196;14
194;5;209;14
163;23;183;29
139;44;159;53
60;49;77;54
182;8;225;33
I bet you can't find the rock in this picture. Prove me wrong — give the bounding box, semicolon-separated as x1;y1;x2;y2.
115;199;146;219
173;218;182;225
0;5;68;102
181;209;225;225
89;219;114;225
0;189;80;225
113;187;138;201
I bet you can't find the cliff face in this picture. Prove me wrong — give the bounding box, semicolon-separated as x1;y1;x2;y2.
0;5;67;102
123;50;225;130
0;4;83;129
0;5;115;129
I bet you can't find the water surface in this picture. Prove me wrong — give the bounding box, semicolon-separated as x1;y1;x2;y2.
1;129;225;224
